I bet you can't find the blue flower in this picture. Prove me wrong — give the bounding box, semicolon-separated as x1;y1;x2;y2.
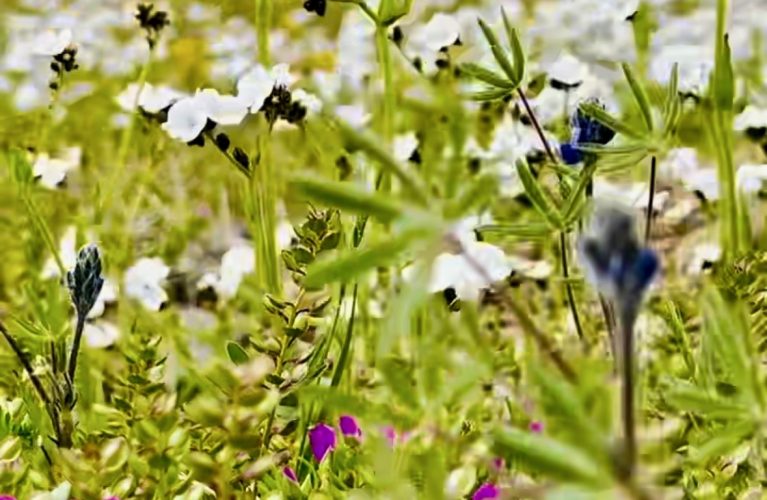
579;206;658;307
560;99;616;165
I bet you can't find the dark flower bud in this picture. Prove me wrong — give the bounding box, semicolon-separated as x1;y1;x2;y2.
67;244;105;319
560;98;616;165
392;26;403;45
50;62;60;73
215;133;230;151
303;0;327;16
233;147;250;170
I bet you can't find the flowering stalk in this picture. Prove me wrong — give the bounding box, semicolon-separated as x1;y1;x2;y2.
644;155;656;243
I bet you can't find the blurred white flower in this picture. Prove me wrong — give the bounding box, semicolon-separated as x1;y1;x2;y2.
32;148;80;189
593;179;669;212
661;147;701;181
237;63;291;112
41;226;77;279
336;104;370;128
116;82;184;113
426;241;511;301
193;89;249;126
734;105;767;132
736;164;767;194
196;244;256;300
292;89;322;115
410;13;461;53
393;132;419;163
650;45;713;94
124;257;170;311
162;97;208;142
276;220;294;250
83;321;120;348
33;29;72;56
545;52;589;88
87;279;118;319
685;242;721;275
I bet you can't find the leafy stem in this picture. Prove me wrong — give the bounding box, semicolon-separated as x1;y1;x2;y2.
65;313;87;398
644;155;656;244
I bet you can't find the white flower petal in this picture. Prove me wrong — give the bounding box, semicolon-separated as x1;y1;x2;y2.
124;257;170;311
161;97;208;142
41;226;77;279
393;132;418;163
412;13;461;52
546;52;589;87
83;321;120;348
33;29;72;56
292;89;322;115
194;89;248;126
734;105;767;132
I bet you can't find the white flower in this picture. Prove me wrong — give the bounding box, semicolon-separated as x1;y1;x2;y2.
276;220;294;250
292;89;322;115
650;45;713;94
661;147;701;181
682;169;719;200
87;279;118;319
593;179;669;212
335;104;370;128
685;242;721;275
124;257;170;311
116;82;184;113
734;105;767;132
393;132;419;163
545;52;590;88
162;97;208;142
449;214;493;246
41;226;77;279
33;29;72;56
83;321;120;348
737;164;767;194
410;13;461;52
237;63;291;112
683;165;767;200
193;89;249;126
32;150;79;189
197;244;256;300
426;241;512;301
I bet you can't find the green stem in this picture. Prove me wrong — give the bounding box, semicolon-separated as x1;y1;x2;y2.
617;306;638;480
255;0;272;65
66;314;86;394
331;284;358;387
21;194;66;277
115;50;153;171
205;130;251;178
376;26;395;141
252;126;282;295
559;232;585;345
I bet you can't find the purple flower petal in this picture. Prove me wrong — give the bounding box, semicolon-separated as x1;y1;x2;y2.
473;482;500;500
0;496;16;500
382;425;397;447
491;456;505;472
339;415;362;438
283;466;298;483
309;423;337;462
529;420;544;433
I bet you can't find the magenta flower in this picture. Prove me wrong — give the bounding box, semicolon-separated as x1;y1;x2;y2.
529;420;544;433
382;426;397;447
0;496;16;500
309;423;337;462
339;415;362;439
473;483;500;500
491;456;505;472
283;466;298;483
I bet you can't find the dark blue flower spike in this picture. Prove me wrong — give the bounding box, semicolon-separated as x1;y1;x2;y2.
560;98;616;165
579;205;658;313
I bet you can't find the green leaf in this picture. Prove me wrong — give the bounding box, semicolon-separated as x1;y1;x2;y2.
291;176;404;222
334;118;429;206
226;341;249;366
461;63;514;89
663;63;681;136
446;173;499;218
530;365;608;460
688;420;754;465
713;0;734;111
493;427;606;485
516;159;563;229
467;87;514;102
478;222;552;239
562;161;598;224
378;0;412;25
304;221;439;288
477;18;518;84
578;102;645;140
621;63;654;132
664;381;750;419
380;359;421;410
501;9;525;85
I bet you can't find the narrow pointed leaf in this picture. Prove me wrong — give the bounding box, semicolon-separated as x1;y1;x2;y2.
477;18;517;83
500;8;525;84
578;102;645;140
688;421;754;465
493;427;606;485
516;160;563;229
562;161;598;223
291;177;404;222
664;381;750;419
467;87;513;102
461;63;514;89
622;63;654;132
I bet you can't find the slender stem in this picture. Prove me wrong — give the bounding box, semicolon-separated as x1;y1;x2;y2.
644;156;656;244
600;296;617;361
376;26;395;141
21;195;66;277
618;307;637;479
517;88;556;162
254;0;272;65
115;49;153;171
517;87;587;347
205;131;251;178
0;321;52;407
559;232;585;345
331;284;358;388
66;314;86;390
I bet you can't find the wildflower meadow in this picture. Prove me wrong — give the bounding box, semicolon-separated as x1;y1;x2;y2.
1;0;767;498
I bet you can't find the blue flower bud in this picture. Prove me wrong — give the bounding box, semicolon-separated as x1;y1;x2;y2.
560;99;616;165
66;244;105;319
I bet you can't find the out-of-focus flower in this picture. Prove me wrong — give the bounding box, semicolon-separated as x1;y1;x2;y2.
339;415;362;439
83;321;120;348
472;483;500;500
309;423;336;462
650;44;713;94
32;148;80;189
579;205;659;307
685;242;721;275
282;466;298;483
33;29;72;56
41;226;77;279
237;63;291;112
193;89;249;126
410;13;461;53
216;244;255;299
116;82;184;113
546;52;589;90
335;104;370;128
425;241;511;302
560;99;616;165
162;97;209;142
734;105;767;133
394;132;419;163
529;421;544;433
291;89;322;115
124;257;170;311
